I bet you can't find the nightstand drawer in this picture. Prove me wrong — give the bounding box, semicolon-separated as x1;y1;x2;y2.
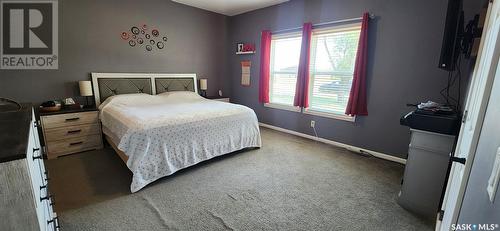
46;135;101;157
41;111;98;129
44;124;101;142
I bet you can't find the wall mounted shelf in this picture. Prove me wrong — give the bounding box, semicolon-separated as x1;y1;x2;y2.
236;51;256;55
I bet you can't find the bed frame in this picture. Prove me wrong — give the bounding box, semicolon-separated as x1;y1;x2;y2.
90;72;199;162
90;72;198;107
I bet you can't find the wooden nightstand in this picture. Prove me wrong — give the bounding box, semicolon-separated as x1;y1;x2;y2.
205;96;230;102
39;107;103;159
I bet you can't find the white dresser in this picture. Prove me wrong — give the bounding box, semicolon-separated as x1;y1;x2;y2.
0;104;58;231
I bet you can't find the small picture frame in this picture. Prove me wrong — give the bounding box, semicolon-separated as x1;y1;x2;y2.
237;43;244;53
241;61;251;86
243;43;255;52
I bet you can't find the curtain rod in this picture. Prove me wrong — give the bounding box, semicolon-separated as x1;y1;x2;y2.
271;13;375;34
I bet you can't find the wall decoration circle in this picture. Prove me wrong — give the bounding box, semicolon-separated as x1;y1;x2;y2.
121;32;129;40
121;23;168;53
152;29;159;37
157;41;164;49
131;26;140;35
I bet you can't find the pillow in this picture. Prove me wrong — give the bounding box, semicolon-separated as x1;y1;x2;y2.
99;93;153;109
157;91;203;100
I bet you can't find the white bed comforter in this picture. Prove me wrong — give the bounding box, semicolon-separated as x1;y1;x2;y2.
99;92;261;192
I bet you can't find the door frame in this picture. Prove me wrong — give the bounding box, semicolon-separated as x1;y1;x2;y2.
438;1;500;230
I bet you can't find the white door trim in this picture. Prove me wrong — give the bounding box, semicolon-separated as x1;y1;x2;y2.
439;1;500;230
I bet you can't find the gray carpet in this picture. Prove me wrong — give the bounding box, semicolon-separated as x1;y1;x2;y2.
46;127;433;230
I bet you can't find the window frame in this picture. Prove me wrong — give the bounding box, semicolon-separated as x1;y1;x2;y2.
264;31;302;112
305;23;361;121
264;23;361;122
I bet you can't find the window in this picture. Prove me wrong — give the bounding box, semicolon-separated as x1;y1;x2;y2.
265;24;361;121
268;33;302;108
307;24;361;117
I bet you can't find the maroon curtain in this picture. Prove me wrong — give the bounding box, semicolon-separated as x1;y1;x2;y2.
293;23;313;108
345;12;370;116
259;30;272;103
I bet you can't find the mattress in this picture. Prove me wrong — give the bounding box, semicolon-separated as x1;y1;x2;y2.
99;92;261;192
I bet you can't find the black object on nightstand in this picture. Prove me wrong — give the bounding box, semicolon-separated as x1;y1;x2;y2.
38;106;98;116
204;96;230;103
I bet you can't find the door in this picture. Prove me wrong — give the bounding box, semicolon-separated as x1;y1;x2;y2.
439;1;500;230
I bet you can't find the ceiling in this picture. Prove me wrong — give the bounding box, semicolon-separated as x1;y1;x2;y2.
171;0;289;16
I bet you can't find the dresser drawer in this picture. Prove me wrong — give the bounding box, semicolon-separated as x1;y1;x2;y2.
44;124;101;142
46;135;102;157
409;129;455;154
41;111;99;129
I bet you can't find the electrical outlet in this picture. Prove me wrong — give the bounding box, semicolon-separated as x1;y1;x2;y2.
487;147;500;202
310;120;315;128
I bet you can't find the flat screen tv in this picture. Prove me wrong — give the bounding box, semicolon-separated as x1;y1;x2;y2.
438;0;464;71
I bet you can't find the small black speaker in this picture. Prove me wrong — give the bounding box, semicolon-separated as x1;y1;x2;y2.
438;0;464;71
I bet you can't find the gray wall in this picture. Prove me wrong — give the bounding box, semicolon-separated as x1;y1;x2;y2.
458;63;500;224
0;0;228;103
0;0;486;159
227;0;483;158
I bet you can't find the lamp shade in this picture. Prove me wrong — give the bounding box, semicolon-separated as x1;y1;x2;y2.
79;81;93;96
199;79;208;90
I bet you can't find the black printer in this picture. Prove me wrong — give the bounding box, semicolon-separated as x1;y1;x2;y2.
400;103;461;135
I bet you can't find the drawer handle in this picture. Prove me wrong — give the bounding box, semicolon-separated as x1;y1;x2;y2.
33;148;43;160
40;184;47;190
48;216;60;230
48;194;56;206
40;194;52;202
69;141;83;146
33;155;43;160
451;156;466;165
67;129;82;134
44;171;50;182
65;117;80;122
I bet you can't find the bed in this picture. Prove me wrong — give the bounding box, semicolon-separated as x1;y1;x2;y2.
91;73;261;192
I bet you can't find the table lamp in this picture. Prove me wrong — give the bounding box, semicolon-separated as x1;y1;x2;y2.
79;81;93;108
199;79;207;97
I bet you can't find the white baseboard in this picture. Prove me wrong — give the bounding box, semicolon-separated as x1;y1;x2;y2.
259;122;407;165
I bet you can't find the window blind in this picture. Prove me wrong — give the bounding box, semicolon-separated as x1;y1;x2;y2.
269;34;302;106
308;26;361;115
